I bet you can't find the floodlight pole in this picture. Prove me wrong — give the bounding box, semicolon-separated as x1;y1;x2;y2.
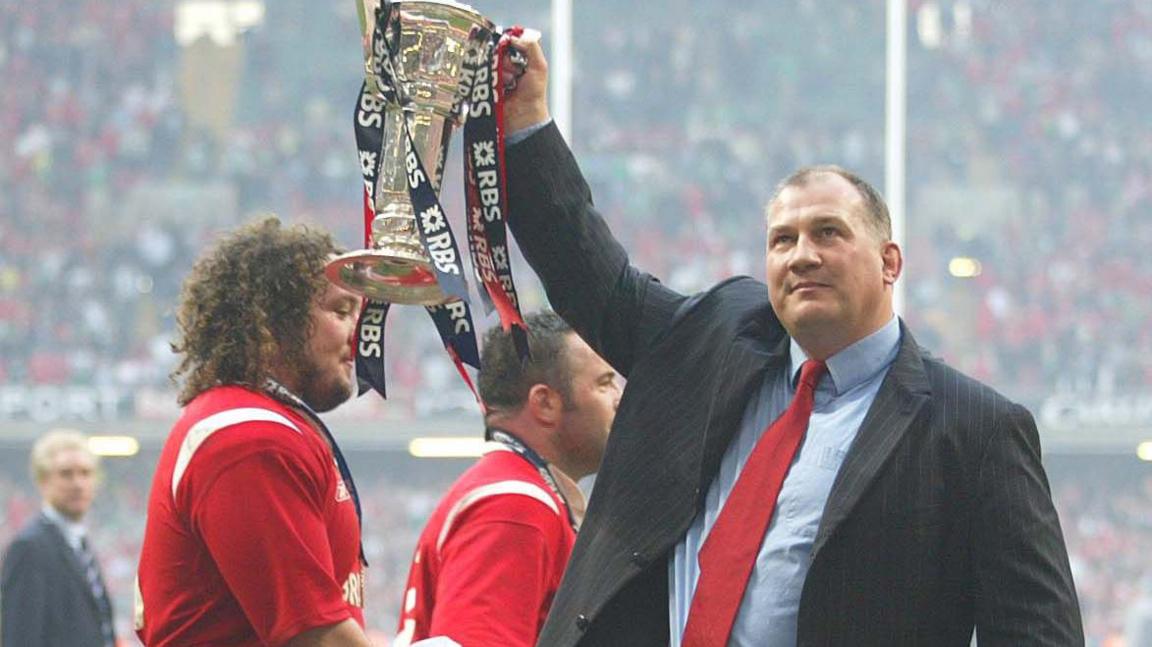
886;0;907;316
550;0;573;141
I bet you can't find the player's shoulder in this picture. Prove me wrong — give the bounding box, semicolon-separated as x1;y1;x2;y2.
465;445;542;477
442;448;566;522
185;386;306;435
175;385;318;460
185;384;292;416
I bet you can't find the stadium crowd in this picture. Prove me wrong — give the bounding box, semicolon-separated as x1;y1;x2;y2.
1052;459;1152;645
1;0;1150;644
6;0;1146;407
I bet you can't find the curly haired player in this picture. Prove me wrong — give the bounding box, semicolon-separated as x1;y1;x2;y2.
136;217;372;647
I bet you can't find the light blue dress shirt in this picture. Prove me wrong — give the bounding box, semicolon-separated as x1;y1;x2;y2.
670;316;901;647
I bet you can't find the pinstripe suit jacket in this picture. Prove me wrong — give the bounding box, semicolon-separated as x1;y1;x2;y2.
506;123;1082;647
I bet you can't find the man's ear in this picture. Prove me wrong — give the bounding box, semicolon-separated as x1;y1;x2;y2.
527;383;563;425
881;241;903;286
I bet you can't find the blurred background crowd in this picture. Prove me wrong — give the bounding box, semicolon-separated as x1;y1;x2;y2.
1;0;1150;644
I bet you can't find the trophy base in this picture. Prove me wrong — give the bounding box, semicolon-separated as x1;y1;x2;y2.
324;249;457;306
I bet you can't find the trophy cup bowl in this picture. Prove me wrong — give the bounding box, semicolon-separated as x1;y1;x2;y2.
326;0;496;305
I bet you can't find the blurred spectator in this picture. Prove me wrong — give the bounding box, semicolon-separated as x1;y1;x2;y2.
1;429;115;647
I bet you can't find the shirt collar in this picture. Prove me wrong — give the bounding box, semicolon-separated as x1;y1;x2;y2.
485;429;588;530
42;504;87;551
789;316;901;395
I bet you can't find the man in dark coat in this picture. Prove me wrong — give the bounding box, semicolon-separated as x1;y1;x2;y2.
2;429;115;647
496;33;1083;647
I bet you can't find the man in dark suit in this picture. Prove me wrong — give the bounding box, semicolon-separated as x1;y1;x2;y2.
2;430;116;647
497;33;1082;646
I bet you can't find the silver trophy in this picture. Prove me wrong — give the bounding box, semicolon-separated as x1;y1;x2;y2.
326;0;497;305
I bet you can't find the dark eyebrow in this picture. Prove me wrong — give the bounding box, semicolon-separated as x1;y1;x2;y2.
810;214;850;225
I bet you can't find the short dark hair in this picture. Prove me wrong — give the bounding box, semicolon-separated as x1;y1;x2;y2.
171;216;341;405
768;165;892;240
478;311;575;415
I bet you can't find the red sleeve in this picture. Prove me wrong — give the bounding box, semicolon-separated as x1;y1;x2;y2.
428;494;565;647
190;443;352;646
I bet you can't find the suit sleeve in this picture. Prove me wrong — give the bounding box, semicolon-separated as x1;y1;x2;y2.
1;536;49;646
506;122;686;377
189;445;352;646
972;403;1084;646
427;495;565;647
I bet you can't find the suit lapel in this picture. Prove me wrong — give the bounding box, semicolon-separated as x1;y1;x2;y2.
41;514;106;617
810;323;932;559
697;332;789;495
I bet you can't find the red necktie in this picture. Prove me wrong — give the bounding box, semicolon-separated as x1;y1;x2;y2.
682;359;827;646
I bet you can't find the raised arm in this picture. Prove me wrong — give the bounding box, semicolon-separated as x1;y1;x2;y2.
502;33;685;376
